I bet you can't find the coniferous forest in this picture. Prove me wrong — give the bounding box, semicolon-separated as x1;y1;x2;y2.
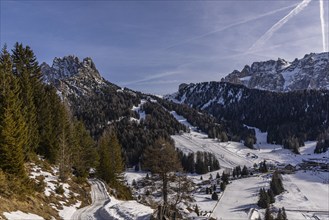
0;44;101;196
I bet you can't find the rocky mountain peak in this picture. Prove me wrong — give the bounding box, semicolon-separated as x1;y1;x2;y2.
41;55;105;96
222;52;329;92
41;55;103;84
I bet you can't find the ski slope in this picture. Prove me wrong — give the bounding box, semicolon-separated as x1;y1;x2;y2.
170;111;329;219
171;111;327;170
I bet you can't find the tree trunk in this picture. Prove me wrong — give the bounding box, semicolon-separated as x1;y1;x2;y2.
162;173;168;204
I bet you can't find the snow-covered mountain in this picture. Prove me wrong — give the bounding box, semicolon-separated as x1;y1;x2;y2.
221;52;329;92
41;56;106;97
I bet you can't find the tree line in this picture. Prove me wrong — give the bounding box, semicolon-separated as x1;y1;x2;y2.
177;150;220;174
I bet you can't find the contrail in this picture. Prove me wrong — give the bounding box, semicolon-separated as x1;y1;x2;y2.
248;0;312;52
319;0;327;51
166;3;299;50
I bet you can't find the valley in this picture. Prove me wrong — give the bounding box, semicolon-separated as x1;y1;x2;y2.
0;45;328;220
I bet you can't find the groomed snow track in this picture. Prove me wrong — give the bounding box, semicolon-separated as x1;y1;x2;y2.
71;179;111;220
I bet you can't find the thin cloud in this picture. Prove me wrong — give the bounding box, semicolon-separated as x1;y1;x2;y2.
166;3;298;50
248;0;312;53
119;70;181;86
319;0;327;52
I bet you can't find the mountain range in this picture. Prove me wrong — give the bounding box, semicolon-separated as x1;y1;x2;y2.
221;52;329;92
40;53;329;155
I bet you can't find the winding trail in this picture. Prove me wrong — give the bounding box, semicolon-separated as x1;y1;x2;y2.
71;179;111;220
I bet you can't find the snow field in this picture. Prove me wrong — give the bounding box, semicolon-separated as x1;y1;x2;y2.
170;112;329;219
103;200;153;220
3;211;45;220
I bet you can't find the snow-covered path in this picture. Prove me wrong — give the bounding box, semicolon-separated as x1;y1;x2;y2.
71;179;110;220
71;178;153;220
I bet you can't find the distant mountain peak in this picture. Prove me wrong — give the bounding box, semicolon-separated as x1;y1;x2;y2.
41;55;105;96
41;56;102;83
221;52;329;92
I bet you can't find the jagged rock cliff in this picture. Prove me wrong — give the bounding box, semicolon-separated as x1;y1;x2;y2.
222;52;329;92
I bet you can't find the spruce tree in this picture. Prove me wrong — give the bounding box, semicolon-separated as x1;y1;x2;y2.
71;120;98;178
270;171;284;195
264;208;274;220
220;181;226;191
241;165;249;177
0;47;27;177
12;43;41;160
97;129;124;184
267;188;275;204
282;207;287;220
276;208;283;220
36;85;60;163
211;191;219;200
257;188;269;208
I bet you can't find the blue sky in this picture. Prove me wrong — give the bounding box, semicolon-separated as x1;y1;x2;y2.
1;0;328;94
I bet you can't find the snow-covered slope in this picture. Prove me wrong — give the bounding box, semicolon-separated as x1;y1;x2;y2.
170;112;329;220
222;52;329;92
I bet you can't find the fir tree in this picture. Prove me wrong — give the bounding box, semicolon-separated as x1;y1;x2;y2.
71;120;98;178
12;43;41;160
270;171;284;195
267;188;275;204
97;129;124;184
211;191;219;200
220;181;226;191
257;188;269;208
264;208;274;220
221;172;229;184
241;165;249;177
0;47;27;177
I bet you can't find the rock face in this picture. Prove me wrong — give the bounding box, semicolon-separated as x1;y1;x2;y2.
222;52;329;92
41;56;106;96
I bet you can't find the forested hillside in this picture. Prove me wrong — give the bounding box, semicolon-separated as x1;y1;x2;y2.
0;43;99;194
169;81;329;153
41;56;257;168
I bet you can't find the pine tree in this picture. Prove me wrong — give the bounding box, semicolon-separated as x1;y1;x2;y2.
232;169;236;178
264;208;274;220
267;188;275;204
221;172;229;184
257;188;269;208
211;191;219;200
12;43;41;160
282;207;287;220
270;171;284;195
220;181;226;191
97;129;124;184
0;46;27;177
241;165;249;177
71;120;98;178
276;208;283;220
36;85;62;163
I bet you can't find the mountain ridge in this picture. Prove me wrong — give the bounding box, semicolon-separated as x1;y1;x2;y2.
221;52;329;92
